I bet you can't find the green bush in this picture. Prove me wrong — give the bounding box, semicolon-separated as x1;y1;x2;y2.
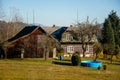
103;65;107;70
71;53;81;66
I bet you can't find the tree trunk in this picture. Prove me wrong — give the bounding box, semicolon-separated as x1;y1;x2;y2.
4;47;7;59
44;48;46;60
94;53;97;61
43;46;47;60
82;44;87;57
45;48;49;61
45;52;47;61
83;50;85;57
110;54;113;63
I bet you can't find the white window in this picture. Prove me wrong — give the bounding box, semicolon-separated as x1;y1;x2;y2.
67;46;74;53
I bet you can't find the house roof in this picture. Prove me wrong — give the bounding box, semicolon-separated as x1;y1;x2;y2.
8;26;46;42
66;26;78;31
42;26;60;34
51;27;68;41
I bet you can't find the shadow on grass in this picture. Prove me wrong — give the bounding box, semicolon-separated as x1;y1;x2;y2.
4;58;50;62
99;58;120;65
111;63;120;65
62;58;71;61
107;62;120;65
52;60;72;66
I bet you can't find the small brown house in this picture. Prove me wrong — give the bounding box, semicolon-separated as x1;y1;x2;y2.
5;26;47;58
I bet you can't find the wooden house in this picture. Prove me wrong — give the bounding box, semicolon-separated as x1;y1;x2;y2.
5;26;48;58
51;26;97;57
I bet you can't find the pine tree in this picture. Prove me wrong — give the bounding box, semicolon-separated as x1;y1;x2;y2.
102;10;120;63
102;19;115;45
108;11;120;46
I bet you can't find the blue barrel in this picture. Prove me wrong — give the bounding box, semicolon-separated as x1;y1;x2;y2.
60;55;63;60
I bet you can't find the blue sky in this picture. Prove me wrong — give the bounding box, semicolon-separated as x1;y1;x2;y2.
2;0;120;26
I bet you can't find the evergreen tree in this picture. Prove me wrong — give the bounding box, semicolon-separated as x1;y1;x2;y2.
102;18;115;63
108;11;120;46
102;10;120;63
102;19;115;45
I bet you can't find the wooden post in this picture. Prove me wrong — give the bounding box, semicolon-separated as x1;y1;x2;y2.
21;48;24;59
53;48;56;58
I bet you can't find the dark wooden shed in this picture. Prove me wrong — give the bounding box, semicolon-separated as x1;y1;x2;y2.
5;26;47;58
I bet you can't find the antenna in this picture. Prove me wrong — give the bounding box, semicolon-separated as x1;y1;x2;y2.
33;9;35;25
77;8;78;24
26;12;28;24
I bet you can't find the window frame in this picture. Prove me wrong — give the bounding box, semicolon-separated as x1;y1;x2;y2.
67;46;74;53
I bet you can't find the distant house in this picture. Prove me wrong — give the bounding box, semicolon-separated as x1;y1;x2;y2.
42;26;60;34
52;26;97;57
5;26;47;58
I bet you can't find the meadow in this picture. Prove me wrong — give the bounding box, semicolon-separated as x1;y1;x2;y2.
0;58;120;80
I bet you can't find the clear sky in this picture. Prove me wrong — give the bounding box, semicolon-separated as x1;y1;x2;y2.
1;0;120;26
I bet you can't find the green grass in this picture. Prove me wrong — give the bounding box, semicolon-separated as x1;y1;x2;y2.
0;58;120;80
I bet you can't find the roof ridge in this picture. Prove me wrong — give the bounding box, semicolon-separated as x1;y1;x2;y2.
7;26;43;42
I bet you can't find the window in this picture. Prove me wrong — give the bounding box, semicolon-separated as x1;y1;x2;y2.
67;46;74;53
66;34;73;41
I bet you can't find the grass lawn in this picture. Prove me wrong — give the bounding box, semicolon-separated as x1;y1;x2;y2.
0;58;120;80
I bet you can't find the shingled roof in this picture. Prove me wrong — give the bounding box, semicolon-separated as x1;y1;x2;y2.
51;27;68;41
42;26;60;34
66;26;78;31
8;26;46;42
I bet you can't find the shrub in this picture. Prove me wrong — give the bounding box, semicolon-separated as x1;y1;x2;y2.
103;65;107;70
97;66;101;70
71;53;81;66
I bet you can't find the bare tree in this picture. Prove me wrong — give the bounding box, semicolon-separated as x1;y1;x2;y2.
0;0;5;20
93;42;102;60
9;7;24;37
0;21;6;43
0;0;6;43
0;7;25;45
76;18;101;57
38;34;60;60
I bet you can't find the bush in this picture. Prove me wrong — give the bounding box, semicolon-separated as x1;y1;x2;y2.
103;65;107;70
71;53;81;66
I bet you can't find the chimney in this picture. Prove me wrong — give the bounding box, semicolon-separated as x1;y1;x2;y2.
52;24;56;28
70;25;73;27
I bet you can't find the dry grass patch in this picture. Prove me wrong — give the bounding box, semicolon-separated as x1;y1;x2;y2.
0;58;120;80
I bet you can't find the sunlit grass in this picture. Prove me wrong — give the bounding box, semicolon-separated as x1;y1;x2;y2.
0;58;120;80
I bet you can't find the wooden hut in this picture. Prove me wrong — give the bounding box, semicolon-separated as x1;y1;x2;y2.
5;26;46;58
